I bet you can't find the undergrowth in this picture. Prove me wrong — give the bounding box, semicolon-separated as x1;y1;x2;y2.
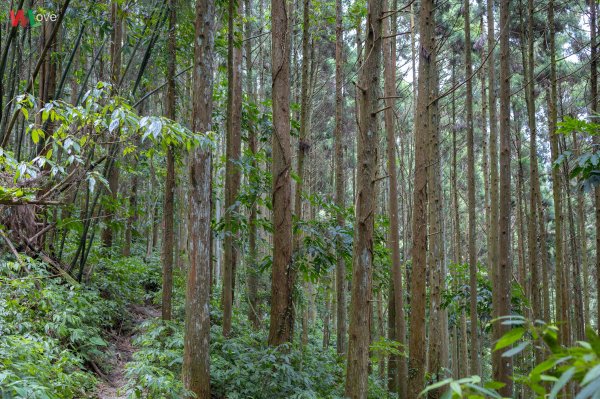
0;248;162;399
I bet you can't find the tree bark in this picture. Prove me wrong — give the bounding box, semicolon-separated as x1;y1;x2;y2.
162;0;177;321
182;0;215;395
334;0;347;357
344;0;382;395
268;0;294;346
589;0;600;335
223;0;243;337
408;0;434;395
464;0;480;376
383;0;406;394
548;0;569;345
245;0;261;330
101;0;123;248
493;0;513;394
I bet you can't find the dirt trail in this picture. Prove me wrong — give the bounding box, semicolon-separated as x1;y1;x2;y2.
95;304;161;399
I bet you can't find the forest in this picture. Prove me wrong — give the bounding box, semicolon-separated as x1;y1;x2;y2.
0;0;599;397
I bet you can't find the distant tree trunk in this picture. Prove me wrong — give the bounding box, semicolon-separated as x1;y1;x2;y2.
574;132;589;323
383;0;406;394
463;0;479;376
162;0;177;321
493;0;513;394
182;0;215;395
223;0;243;338
451;59;467;378
538;187;551;322
123;174;138;257
102;0;123;248
561;140;584;341
408;0;433;395
334;0;347;357
245;0;260;330
524;0;541;330
268;0;294;346
487;0;500;369
323;281;332;348
344;0;382;395
589;0;600;334
548;0;569;345
295;0;312;348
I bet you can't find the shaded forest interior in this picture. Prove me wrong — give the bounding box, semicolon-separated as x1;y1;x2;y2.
1;0;600;398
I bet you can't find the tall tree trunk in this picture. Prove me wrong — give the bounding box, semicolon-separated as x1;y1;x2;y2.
334;0;347;357
101;0;123;248
548;0;569;345
407;0;434;395
223;0;243;337
493;0;513;395
182;0;215;396
427;38;448;390
487;0;500;371
574;132;590;325
344;0;382;395
245;0;260;330
463;0;480;376
525;0;541;331
162;0;177;321
295;0;312;347
589;0;600;335
383;0;406;394
268;0;294;346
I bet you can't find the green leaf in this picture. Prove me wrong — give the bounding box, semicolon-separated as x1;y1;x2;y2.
419;378;453;397
502;341;530;357
582;364;600;386
549;367;575;398
494;327;525;351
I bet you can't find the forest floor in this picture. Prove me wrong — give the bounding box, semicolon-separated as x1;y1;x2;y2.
95;304;161;399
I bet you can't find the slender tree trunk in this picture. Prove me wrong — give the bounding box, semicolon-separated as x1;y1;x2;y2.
102;0;123;248
334;0;347;357
538;187;551;322
588;0;600;334
548;0;569;345
182;0;215;395
487;0;500;372
463;0;480;376
223;0;243;337
162;0;177;321
268;0;294;346
427;39;448;391
245;0;260;330
383;0;406;394
408;0;434;395
294;0;312;347
493;0;513;394
524;0;541;330
574;132;590;325
344;0;382;395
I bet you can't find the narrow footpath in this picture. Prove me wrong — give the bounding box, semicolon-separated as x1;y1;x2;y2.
95;304;161;399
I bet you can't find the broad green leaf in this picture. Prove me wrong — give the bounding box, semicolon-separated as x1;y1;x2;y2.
495;327;525;351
